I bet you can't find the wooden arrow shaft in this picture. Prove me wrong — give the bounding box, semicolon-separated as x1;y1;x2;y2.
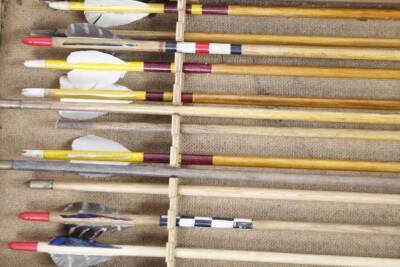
39;60;400;79
25;242;399;266
47;37;400;61
225;6;400;20
46;211;400;235
252;220;400;235
96;29;400;48
57;121;400;142
44;88;400;110
46;180;400;205
4;100;400;125
47;27;400;47
210;64;400;79
193;93;400;109
213;156;400;172
64;2;400;20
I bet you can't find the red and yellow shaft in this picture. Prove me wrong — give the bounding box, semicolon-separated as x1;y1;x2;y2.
45;89;173;102
24;59;400;79
39;150;212;165
54;2;400;20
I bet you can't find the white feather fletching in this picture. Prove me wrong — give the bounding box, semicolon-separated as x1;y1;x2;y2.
58;76;132;121
58;76;106;120
60;75;74;88
67;51;127;89
51;254;110;267
84;0;150;27
71;135;131;166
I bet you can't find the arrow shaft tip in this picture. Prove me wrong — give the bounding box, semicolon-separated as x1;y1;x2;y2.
22;150;44;158
24;60;46;68
48;1;71;11
25;180;54;190
21;88;46;98
19;211;50;222
8;241;38;252
22;36;53;47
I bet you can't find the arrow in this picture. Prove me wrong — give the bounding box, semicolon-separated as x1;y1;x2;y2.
18;202;252;239
45;0;400;27
23;50;400;79
22;75;133;121
2;160;400;190
56;120;400;142
21;87;400;111
25;179;400;205
21;24;400;61
9;237;400;267
18;202;400;236
28;23;400;48
21;135;400;172
4;99;400;125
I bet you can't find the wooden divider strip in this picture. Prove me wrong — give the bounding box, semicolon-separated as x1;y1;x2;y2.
166;178;180;267
167;0;187;265
170;115;181;167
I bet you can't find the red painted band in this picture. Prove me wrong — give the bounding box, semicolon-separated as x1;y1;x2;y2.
160;41;166;53
183;63;212;74
186;4;194;14
162;4;229;15
8;241;38;252
143;63;172;73
196;43;210;54
22;36;52;47
164;4;178;13
181;154;213;165
145;92;165;101
143;153;213;164
19;211;50;222
143;153;170;163
201;5;229;15
181;92;194;103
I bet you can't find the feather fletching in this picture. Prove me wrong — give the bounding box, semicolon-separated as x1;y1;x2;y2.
71;135;131;166
66;23;121;39
84;0;150;27
58;75;132;121
66;50;127;89
58;76;108;121
50;236;113;267
63;202;128;240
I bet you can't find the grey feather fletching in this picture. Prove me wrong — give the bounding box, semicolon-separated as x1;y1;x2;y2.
66;23;121;39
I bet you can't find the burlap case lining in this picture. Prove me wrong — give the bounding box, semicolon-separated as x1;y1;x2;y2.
1;0;400;266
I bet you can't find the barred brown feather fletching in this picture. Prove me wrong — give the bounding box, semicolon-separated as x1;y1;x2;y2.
66;23;121;39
